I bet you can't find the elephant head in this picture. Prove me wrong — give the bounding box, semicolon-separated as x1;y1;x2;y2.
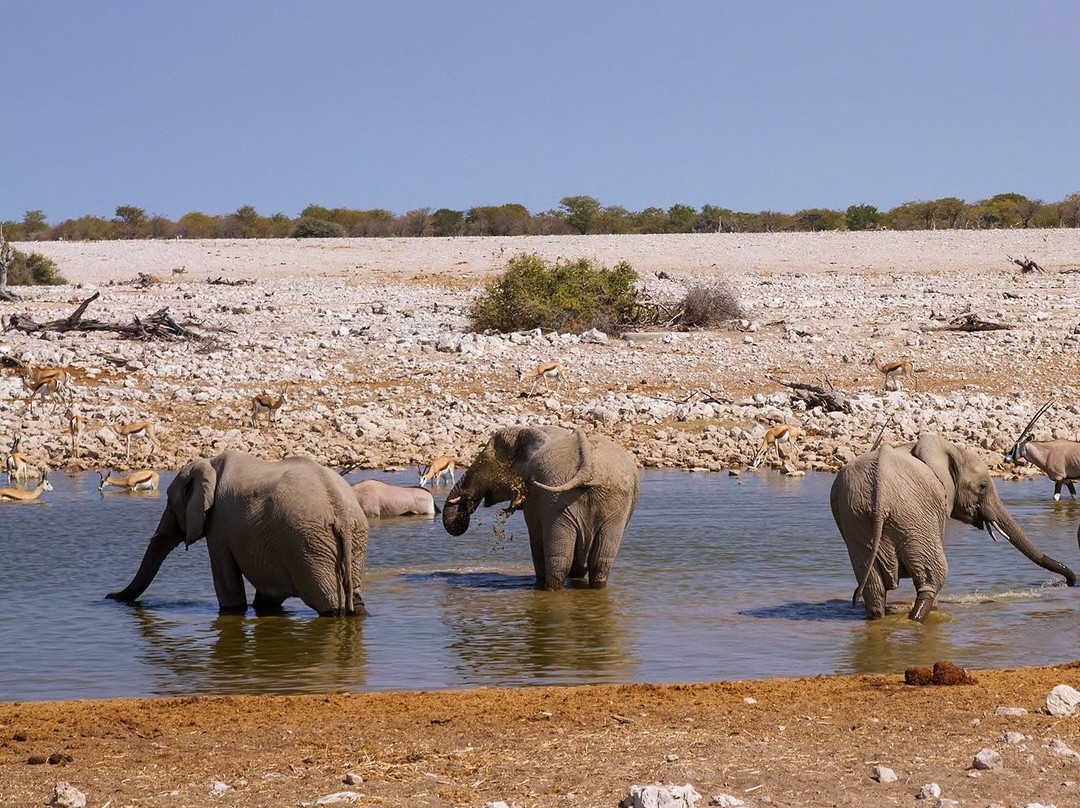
107;459;217;602
912;435;1076;586
443;427;594;536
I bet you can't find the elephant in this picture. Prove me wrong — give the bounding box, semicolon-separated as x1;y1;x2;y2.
831;434;1076;621
107;451;369;616
442;426;639;590
351;479;437;518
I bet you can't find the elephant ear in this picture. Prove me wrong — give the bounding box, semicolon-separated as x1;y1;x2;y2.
531;428;595;493
182;458;218;546
911;434;958;515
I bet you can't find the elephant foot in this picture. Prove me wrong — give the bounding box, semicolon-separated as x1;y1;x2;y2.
253;592;287;615
908;592;935;622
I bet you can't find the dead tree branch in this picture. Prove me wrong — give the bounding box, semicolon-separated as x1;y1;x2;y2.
768;376;852;414
1007;254;1044;273
4;291;204;341
940;312;1013;332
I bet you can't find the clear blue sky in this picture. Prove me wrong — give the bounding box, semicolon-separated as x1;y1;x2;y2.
3;1;1078;223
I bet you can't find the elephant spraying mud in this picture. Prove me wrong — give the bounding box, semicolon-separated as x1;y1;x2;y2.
108;451;369;616
442;426;639;590
831;435;1075;621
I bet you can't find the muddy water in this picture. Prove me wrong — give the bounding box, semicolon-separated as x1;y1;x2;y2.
1;469;1077;700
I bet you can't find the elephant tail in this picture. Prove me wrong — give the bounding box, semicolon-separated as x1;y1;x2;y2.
852;460;889;609
333;520;356;616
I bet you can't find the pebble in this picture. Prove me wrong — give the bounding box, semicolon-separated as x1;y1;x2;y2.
972;748;1003;770
871;766;898;783
916;782;941;799
994;706;1028;716
47;782;86;808
1046;684;1080;716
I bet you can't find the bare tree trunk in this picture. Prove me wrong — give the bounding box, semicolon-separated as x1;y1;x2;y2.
0;226;12;288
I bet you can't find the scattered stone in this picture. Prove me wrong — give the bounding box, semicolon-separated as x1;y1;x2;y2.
995;706;1028;716
342;772;363;785
48;782;86;808
620;783;702;808
580;328;608;344
916;782;941;799
1047;739;1080;759
708;795;748;807
871;766;898;783
933;800;960;808
1000;731;1026;745
972;748;1003;770
1046;684;1080;716
211;780;229;793
315;791;364;804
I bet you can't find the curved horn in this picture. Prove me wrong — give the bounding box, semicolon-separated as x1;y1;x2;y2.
531;429;595;493
1011;400;1055;448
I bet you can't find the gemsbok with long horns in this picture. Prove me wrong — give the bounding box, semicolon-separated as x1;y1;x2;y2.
1005;400;1080;501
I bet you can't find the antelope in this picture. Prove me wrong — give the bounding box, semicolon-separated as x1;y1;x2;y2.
517;361;565;392
66;407;84;458
750;424;801;469
1005;400;1080;501
21;366;73;415
869;354;917;392
98;468;159;493
5;435;31;483
418;455;456;488
111;421;158;461
250;386;289;427
0;471;52;503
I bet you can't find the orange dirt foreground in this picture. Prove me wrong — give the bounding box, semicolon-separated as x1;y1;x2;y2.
3;662;1080;807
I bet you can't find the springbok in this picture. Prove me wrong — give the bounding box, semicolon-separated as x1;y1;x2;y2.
0;471;52;503
418;456;456;488
21;366;73;415
5;435;31;483
250;386;289;427
517;361;565;392
66;407;84;458
98;469;160;493
750;424;801;468
1005;400;1080;501
869;354;917;392
111;421;158;461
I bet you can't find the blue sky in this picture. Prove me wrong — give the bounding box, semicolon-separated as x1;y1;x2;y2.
2;1;1078;223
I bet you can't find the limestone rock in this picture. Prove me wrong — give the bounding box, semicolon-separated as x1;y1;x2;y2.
1046;684;1080;716
48;782;86;808
971;748;1003;770
871;765;898;783
620;783;702;808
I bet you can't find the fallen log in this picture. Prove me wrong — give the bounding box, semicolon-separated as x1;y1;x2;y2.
941;312;1013;332
4;291;203;341
768;377;852;414
1007;254;1044;273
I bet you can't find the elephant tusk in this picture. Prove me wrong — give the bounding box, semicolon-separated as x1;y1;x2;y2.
987;521;1008;543
447;495;461;505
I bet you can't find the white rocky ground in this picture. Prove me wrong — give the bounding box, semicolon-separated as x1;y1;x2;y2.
2;231;1079;480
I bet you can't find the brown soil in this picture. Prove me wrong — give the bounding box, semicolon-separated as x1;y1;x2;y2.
4;663;1080;807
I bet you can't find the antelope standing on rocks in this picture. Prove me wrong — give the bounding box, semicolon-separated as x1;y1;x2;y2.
750;424;800;468
869;354;917;392
250;387;289;428
111;420;158;462
517;361;565;392
1005;401;1080;501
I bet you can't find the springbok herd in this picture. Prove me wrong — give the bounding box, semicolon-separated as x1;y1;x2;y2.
2;351;1077;508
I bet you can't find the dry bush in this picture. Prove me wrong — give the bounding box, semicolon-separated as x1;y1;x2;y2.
679;281;744;327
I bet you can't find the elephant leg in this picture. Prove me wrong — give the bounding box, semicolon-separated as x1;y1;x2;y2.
252;591;286;615
906;553;947;623
208;545;248;614
538;525;577;591
857;568;888;620
585;521;625;589
524;510;548;587
1067;480;1078;498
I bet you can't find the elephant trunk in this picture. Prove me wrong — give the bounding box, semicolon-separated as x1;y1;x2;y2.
442;487;475;537
989;510;1076;587
106;531;184;601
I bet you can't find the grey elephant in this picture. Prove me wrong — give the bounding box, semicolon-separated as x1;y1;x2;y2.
351;479;437;518
442;426;639;590
831;434;1075;621
108;451;369;616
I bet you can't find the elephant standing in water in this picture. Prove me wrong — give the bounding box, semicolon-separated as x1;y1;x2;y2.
442;426;639;590
831;434;1075;621
108;451;369;616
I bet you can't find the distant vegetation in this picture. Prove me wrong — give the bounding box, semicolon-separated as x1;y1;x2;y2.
471;254;641;334
4;191;1080;241
3;247;66;285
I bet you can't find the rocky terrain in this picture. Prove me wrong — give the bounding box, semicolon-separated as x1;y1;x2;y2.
3;231;1078;482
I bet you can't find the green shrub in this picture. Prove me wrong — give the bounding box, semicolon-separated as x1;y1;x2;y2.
7;249;66;285
470;253;641;334
678;281;744;327
291;216;347;238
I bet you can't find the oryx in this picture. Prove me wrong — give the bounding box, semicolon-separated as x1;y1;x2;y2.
1004;400;1080;501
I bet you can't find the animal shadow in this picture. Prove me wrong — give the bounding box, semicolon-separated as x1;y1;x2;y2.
400;570;537;590
741;599;866;622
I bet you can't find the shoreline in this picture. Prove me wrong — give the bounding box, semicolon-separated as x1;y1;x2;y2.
3;232;1079;479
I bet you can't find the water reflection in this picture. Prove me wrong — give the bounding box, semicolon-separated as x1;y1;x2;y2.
440;583;639;684
127;606;368;695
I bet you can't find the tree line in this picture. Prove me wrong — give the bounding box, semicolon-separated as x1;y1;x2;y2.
4;192;1080;241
